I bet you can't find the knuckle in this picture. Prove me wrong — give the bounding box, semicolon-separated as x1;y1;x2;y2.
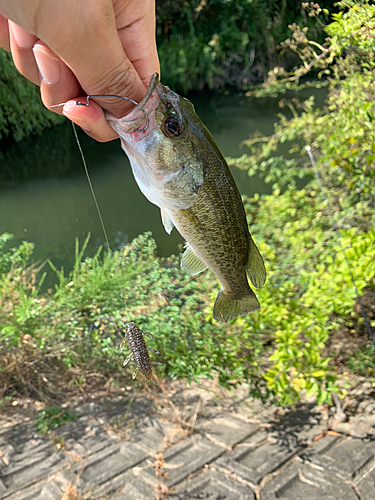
90;65;142;112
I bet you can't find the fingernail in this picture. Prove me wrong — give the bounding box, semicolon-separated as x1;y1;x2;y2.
62;102;92;132
33;45;60;84
9;21;36;48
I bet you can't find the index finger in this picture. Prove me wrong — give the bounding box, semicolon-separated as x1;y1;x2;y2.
0;14;10;51
37;2;146;119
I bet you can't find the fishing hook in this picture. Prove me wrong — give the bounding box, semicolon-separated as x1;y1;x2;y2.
75;95;149;132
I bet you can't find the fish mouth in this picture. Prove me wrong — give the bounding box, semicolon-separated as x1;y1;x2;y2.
106;73;160;134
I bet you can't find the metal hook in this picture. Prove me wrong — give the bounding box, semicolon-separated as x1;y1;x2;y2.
76;95;149;132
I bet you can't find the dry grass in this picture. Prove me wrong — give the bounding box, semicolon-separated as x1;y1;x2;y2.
0;343;131;405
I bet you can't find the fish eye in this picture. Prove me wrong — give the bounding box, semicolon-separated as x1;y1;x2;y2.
163;116;183;138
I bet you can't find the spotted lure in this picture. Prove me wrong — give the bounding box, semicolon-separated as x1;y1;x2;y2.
121;322;161;382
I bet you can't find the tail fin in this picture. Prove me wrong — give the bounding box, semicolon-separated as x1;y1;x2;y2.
213;288;260;323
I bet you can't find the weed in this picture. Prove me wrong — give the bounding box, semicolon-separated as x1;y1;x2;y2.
348;345;375;377
35;406;77;435
0;392;16;405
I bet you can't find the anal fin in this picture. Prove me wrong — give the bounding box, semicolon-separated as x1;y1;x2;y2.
246;236;266;288
181;243;208;275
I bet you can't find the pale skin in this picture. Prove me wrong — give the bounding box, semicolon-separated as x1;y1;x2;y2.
0;0;159;142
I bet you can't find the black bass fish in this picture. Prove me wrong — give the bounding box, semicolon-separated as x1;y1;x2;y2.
106;74;266;323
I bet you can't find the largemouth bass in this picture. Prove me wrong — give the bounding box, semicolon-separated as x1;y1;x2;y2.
106;74;266;323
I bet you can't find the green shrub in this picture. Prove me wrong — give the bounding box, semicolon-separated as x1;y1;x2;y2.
157;0;333;92
226;0;375;403
0;50;63;141
0;232;268;400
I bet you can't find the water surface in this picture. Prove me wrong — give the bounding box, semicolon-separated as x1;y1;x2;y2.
0;89;324;278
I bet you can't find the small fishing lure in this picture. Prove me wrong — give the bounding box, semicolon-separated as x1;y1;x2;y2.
120;322;162;382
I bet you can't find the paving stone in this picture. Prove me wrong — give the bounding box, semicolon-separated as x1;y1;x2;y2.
0;436;71;500
172;468;255;499
56;441;148;494
140;434;224;487
196;413;260;447
259;462;358;500
0;441;52;477
5;480;63;500
349;413;375;436
331;421;371;438
357;400;375;414
0;418;33;438
0;445;15;467
354;461;375;500
301;434;375;480
3;392;375;500
86;470;155;500
216;429;300;485
0;422;47;457
127;417;173;454
54;415;117;458
96;397;155;423
73;402;104;418
268;404;323;445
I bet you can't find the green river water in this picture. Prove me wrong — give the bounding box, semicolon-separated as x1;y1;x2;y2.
0;88;324;281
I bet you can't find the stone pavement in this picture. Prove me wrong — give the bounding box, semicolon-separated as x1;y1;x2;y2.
0;379;374;500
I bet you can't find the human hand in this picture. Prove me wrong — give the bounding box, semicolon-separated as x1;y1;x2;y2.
0;0;159;141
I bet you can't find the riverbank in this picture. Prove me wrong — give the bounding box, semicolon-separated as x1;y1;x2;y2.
1;0;374;412
0;376;374;500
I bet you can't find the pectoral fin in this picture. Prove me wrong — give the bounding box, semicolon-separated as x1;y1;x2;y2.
181;243;208;275
161;208;174;234
163;161;203;206
246;236;266;288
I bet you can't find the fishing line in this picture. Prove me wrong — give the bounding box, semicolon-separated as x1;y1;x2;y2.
306;146;375;348
72;120;162;382
71;92;148;250
72;122;111;250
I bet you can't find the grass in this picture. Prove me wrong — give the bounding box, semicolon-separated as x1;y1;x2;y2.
35;406;77;435
0;224;373;409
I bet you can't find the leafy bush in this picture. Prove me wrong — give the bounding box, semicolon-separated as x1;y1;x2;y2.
227;0;375;403
157;0;334;92
0;50;63;142
348;345;375;376
0;232;269;401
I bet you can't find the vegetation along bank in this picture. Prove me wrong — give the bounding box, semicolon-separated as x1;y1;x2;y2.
1;0;337;142
1;1;375;407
